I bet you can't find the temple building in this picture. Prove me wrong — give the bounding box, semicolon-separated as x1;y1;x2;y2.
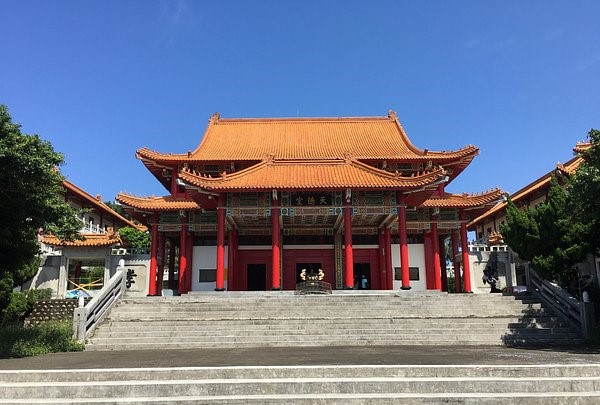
117;111;503;295
33;179;144;298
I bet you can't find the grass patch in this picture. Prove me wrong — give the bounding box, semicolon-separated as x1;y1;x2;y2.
0;321;84;358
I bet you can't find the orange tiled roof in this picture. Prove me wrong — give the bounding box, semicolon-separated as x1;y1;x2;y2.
422;188;504;209
137;112;479;163
574;141;592;154
63;179;144;231
42;232;121;247
468;153;585;227
116;194;201;211
178;158;447;191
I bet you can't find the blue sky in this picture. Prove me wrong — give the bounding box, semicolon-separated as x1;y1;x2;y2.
1;0;599;203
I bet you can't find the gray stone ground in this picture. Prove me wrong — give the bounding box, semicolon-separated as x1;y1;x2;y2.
1;345;600;370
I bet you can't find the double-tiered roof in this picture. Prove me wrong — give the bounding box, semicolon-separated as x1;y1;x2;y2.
120;111;500;216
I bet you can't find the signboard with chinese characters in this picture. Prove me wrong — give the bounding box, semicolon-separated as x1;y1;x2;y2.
290;192;332;207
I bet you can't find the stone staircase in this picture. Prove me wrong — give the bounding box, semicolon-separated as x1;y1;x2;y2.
85;292;583;350
1;364;600;404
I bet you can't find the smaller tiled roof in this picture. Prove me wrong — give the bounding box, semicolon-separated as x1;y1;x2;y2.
42;232;121;247
422;188;504;209
468;153;585;227
116;194;201;211
573;141;592;154
63;179;144;231
179;158;447;191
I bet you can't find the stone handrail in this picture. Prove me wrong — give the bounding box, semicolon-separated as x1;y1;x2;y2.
73;265;126;342
526;266;592;338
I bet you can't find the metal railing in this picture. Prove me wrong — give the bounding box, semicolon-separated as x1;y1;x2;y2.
72;264;126;342
526;266;593;339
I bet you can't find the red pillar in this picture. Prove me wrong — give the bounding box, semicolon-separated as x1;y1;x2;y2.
157;232;165;296
460;209;472;293
344;200;354;289
178;215;187;294
431;213;442;291
186;230;193;292
271;195;282;290
378;230;387;290
168;239;176;290
398;192;411;290
215;195;226;291
228;230;236;291
451;230;462;292
148;213;159;296
384;227;393;290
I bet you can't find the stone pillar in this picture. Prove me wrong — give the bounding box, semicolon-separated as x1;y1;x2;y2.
460;209;472;293
58;255;67;298
215;194;226;291
271;194;281;290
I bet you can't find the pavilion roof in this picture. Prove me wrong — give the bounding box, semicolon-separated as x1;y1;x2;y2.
116;194;201;212
178;157;448;192
468;151;586;228
63;179;145;231
136;112;479;179
422;188;504;210
42;232;121;247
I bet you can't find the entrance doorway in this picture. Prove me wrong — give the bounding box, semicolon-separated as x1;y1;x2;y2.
296;263;322;284
247;264;266;291
354;263;371;289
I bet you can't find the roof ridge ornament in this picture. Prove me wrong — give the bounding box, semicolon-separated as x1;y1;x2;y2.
210;112;220;124
343;152;353;163
387;110;398;120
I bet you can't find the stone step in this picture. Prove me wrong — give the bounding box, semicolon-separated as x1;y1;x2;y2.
2;375;599;399
86;293;581;350
3;365;599;383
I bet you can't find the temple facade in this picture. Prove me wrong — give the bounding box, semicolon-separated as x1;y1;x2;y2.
117;111;503;295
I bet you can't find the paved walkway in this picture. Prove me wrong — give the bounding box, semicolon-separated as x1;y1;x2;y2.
1;345;600;370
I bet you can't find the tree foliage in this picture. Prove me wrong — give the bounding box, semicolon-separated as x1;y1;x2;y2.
501;177;587;286
0;105;81;315
568;129;600;256
500;128;600;287
118;226;150;249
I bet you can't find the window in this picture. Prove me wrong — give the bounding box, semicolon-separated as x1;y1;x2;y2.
394;267;420;281
198;269;216;283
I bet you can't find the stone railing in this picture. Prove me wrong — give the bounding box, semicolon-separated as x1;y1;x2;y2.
526;266;594;339
72;262;126;342
111;247;151;255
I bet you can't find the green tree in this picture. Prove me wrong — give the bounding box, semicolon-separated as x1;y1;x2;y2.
104;200;130;220
0;105;81;315
118;226;150;249
500;177;587;286
568;129;600;256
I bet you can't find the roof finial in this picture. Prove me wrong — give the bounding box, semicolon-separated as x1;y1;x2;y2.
210;112;220;124
387;110;397;120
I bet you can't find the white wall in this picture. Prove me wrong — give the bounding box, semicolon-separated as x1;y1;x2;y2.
391;244;427;291
191;246;228;291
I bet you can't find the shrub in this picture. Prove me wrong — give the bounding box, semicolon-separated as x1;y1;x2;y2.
0;321;84;358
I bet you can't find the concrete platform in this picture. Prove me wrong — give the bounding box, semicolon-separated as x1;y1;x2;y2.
2;344;600;370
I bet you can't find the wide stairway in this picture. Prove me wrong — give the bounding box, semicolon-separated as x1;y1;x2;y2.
2;364;600;404
85;291;583;350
